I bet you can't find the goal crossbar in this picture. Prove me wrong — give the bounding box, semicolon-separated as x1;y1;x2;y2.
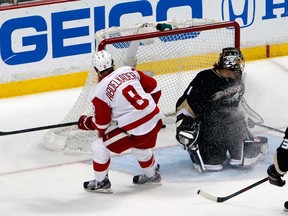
98;21;240;51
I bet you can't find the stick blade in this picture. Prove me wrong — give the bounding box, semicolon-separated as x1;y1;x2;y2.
197;190;222;202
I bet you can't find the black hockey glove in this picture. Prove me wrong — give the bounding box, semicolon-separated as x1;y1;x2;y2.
175;114;200;150
267;164;285;187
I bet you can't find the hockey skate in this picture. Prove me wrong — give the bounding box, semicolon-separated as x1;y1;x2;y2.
133;164;161;185
83;174;113;193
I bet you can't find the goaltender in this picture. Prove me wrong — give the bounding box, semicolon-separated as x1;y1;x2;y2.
175;47;268;172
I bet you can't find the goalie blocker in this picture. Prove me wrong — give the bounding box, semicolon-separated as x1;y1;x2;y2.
176;114;268;172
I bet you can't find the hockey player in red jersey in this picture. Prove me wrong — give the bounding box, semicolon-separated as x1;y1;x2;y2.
77;50;163;193
175;47;268;172
267;127;288;211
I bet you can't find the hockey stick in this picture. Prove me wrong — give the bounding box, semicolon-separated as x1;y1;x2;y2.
197;177;268;203
0;122;78;136
254;122;285;134
0;119;166;136
241;99;284;134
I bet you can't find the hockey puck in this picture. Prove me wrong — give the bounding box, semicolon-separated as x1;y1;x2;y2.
284;201;288;212
161;124;166;128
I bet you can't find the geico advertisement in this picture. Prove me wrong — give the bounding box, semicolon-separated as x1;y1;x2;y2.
0;0;287;81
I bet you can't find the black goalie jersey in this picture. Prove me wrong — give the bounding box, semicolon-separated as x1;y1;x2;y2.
176;68;245;118
176;68;248;164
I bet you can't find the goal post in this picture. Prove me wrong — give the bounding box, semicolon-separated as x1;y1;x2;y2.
42;19;240;154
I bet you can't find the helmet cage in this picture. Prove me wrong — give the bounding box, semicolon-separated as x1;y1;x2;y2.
218;48;245;77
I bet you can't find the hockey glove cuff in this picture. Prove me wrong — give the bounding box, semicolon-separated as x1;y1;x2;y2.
267;164;285;187
78;115;95;130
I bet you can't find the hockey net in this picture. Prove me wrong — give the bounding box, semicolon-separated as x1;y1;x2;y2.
42;19;240;154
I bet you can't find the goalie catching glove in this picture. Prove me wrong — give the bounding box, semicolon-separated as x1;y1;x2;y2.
175;114;200;150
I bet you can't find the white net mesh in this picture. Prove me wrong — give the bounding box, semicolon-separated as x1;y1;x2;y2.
42;19;240;154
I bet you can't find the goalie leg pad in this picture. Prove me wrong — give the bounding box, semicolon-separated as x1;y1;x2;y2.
187;149;206;172
243;136;268;166
187;148;223;172
230;136;268;167
244;136;268;156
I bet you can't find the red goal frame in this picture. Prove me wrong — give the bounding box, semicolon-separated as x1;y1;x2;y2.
98;21;240;51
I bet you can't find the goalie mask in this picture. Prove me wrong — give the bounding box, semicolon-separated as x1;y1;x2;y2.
218;47;245;78
92;50;114;74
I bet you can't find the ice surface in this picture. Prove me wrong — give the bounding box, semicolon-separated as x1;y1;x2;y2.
0;56;288;216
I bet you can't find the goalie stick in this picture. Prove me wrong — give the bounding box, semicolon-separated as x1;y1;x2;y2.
254;122;285;134
197;177;268;203
0;122;78;136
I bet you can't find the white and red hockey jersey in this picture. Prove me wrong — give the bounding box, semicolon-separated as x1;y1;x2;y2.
88;66;163;137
